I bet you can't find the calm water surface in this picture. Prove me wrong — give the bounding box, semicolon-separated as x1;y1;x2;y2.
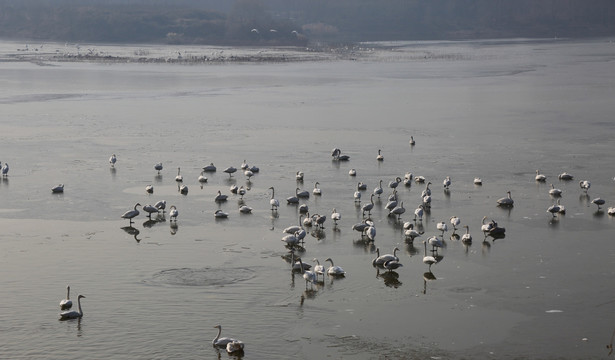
1;38;615;359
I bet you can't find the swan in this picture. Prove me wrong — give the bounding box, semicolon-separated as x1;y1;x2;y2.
555;199;566;214
230;184;238;194
296;188;310;198
409;136;415;146
283;225;302;234
154;162;163;174
1;162;9;176
450;216;461;231
109;154;116;167
290;252;312;271
239;205;253;213
175;167;183;182
443;176;451;189
299;204;309;214
249;165;259;173
51;184;64;193
358;182;368;190
238;186;246;198
354;185;362;203
549;184;562;197
427;235;444;253
592;197;606;210
559;172;574;180
385;191;397;210
282;233;300;247
198;171;208;183
389;201;405;220
373;247;399;266
535;170;546;182
481;216;494;235
474;177;482;185
362;194;375;217
348;168;357;176
325;257;346;276
377;149;384;161
436;221;448;236
286;189;300;204
155;200;166;212
143;204;159;219
365;225;376;241
214;210;229;218
121;203;141;224
414;175;426;183
331;148;350;161
388;177;402;189
179;184;188;195
145;184;154;194
313;259;325;281
421;182;432;197
414;205;424;221
59;295;85;320
547;201;561;217
422;241;437;270
212;325;241;348
331;208;341;226
404;223;422;242
497;191;514;207
579;180;591;192
240;160;249;170
269;187;279;211
403;172;413;185
383;260;402;272
461;225;472;243
373;180;383;197
608;207;615;216
296;171;304;181
300;260;317;289
313;182;322;195
312;213;326;229
244;169;254;180
202;163;216;172
226;340;245;354
60;285;72;310
214;190;228;202
223;166;237;177
169;205;178;221
303;212;313;227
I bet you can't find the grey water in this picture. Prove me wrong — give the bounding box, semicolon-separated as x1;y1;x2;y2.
1;37;615;359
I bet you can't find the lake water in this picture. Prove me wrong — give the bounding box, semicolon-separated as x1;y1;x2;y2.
1;37;615;359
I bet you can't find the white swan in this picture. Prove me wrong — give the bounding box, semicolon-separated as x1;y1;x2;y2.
365;225;376;241
202;163;216;172
474;177;482;185
143;204;159;219
436;221;448;235
535;170;546;182
313;259;325;281
312;213;326;229
244;169;254;180
388;177;402;189
296;188;310;198
427;235;444;252
223;166;237;177
154;162;163;174
155;200;166;212
51;184;64;193
169;205;178;221
145;184;154;194
383;259;403;272
362;194;375;217
559;172;574;180
373;180;383;197
372;247;399;266
443;176;451;189
174;167;183;182
414;205;424;221
348;168;357;176
198;171;208;183
461;225;472;243
121;203;141;224
239;205;253;214
404;223;422;242
1;162;9;176
179;184;188;195
212;325;241;348
109;154;116;167
331;208;341;226
450;216;461;231
421;182;432;197
422;241;437;270
354;184;362;203
214;190;228;202
409;136;415;145
549;184;562;197
608;207;615;216
389;201;405;220
296;171;304;181
313;182;322;195
579;180;591;192
214;210;229;218
60;285;72;310
240;160;249;170
325;257;346;276
496;191;514;207
59;295;85;320
269;187;279;211
226;340;245;354
377;149;384;161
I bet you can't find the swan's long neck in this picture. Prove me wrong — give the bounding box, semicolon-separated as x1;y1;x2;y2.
77;297;83;316
271;188;275;199
327;259;334;266
66;286;70;300
213;326;222;344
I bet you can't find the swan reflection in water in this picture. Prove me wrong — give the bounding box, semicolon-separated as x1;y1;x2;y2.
121;226;141;242
423;271;437;294
376;268;402;288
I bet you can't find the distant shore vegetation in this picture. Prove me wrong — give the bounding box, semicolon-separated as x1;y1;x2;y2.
1;0;613;46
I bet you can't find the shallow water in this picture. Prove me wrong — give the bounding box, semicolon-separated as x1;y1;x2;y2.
1;37;615;359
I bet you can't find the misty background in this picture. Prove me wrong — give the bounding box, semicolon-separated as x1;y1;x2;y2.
1;0;614;45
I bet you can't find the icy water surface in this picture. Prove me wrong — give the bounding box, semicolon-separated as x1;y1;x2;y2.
1;38;615;359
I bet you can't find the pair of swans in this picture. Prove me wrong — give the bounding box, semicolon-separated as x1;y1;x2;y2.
59;286;85;320
212;325;244;354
